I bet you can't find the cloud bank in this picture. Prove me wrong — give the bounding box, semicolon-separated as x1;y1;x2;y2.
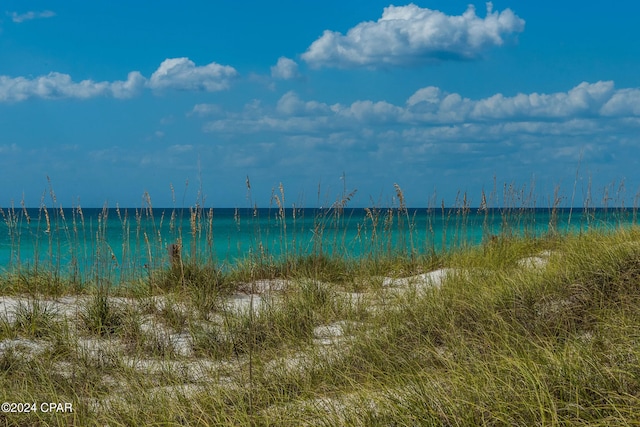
191;81;640;198
202;81;640;141
0;58;238;102
302;2;525;68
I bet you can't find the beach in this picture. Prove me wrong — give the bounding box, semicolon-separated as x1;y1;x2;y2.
2;221;640;424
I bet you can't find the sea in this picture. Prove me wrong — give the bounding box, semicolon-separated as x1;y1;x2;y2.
0;206;636;281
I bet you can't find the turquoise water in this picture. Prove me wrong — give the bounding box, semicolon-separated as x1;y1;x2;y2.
0;207;636;281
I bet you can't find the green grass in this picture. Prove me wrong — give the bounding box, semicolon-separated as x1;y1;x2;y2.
1;225;640;425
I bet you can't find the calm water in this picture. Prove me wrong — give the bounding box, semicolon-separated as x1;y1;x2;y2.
0;207;636;280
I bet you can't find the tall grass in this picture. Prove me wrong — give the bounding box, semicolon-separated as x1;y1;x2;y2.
1;178;638;291
1;178;640;425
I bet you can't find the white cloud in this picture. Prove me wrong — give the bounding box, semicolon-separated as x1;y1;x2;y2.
0;73;106;102
0;71;145;102
302;2;525;68
601;88;640;116
0;57;237;102
110;71;146;99
270;57;300;80
470;81;616;119
276;91;305;115
407;86;442;107
148;57;238;92
340;100;407;123
199;82;640;152
407;81;621;122
9;10;55;23
276;91;331;116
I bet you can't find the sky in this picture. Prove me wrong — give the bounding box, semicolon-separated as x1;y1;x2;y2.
1;1;640;208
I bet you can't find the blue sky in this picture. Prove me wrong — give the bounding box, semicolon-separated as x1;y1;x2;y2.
1;1;640;208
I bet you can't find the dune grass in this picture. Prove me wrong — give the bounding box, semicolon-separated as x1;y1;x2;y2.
2;182;640;425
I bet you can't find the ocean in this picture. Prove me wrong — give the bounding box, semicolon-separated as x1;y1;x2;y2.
0;206;636;281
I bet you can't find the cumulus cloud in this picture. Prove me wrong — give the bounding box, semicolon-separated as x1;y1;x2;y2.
9;10;55;23
469;81;616;120
302;2;525;68
407;81;619;122
407;86;443;106
276;91;331;116
0;57;237;102
601;88;640;116
109;71;146;99
148;57;238;91
0;71;145;102
0;73;104;102
270;57;300;80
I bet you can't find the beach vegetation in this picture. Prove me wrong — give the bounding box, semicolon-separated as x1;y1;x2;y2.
1;180;640;425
